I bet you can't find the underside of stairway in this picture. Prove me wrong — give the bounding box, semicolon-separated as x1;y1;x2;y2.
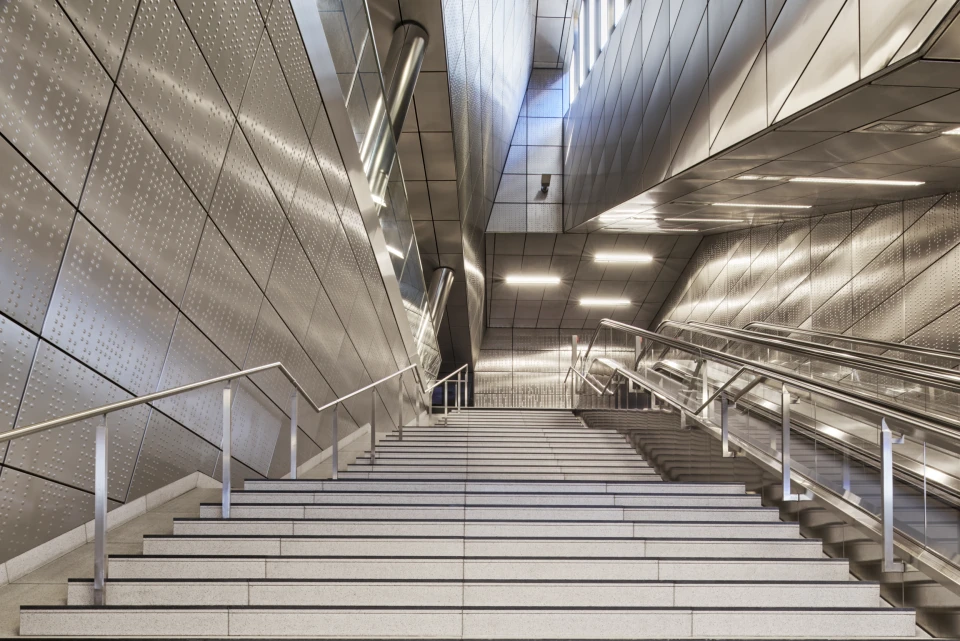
18;409;920;639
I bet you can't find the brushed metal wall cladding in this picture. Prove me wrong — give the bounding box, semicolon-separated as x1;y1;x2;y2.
243;298;330;413
180;219;264;367
0;138;75;333
228;379;282;476
265;225;321;342
0;0;112;204
303;287;347;375
118;0;234;208
126;409;219;500
655;189;960;353
0;466;104;563
42;216;178;397
153;315;236;445
175;0;264;112
9;342;149;501
207;128;285;289
59;0;140;79
238;35;310;212
81;93;206;302
286;154;340;277
0;317;38;451
265;0;322;130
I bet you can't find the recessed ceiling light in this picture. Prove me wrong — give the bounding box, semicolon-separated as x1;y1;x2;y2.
663;218;746;223
711;202;812;209
505;275;561;285
735;175;785;181
789;176;925;186
580;297;631;306
386;245;404;259
943;127;960;135
598;213;657;222
594;253;653;263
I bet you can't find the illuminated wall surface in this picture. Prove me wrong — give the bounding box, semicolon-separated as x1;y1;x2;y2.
655;192;960;352
0;0;421;563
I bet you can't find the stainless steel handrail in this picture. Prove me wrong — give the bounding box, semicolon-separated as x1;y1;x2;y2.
659;319;960;395
574;318;960;581
4;356;470;606
745;320;960;365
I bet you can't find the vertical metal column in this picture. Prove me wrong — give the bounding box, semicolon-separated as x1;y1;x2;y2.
398;383;404;441
289;391;298;479
93;414;108;606
370;390;377;463
331;403;339;480
571;335;578;409
444;380;449;419
881;418;905;572
700;363;709;419
222;384;232;518
720;393;733;458
781;385;812;502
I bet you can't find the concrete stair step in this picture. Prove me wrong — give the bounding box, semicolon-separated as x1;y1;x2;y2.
65;578;880;608
344;464;654;473
197;504;781;523
336;472;660;481
172;518;800;539
355;457;647;466
19;605;917;638
142;536;824;560
242;480;747;494
226;491;763;507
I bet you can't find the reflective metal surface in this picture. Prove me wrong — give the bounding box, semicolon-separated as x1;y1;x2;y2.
426;267;455;333
564;0;960;234
0;0;431;565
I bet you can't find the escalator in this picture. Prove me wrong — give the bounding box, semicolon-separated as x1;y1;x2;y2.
570;319;960;601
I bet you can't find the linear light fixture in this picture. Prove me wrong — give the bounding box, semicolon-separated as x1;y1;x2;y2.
735;175;785;181
594;253;653;263
711;202;812;209
789;176;925;187
505;275;561;285
580;297;631;306
942;127;960;135
386;245;405;259
663;218;746;223
598;213;657;222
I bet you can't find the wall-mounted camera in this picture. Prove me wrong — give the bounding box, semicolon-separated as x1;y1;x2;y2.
540;173;551;194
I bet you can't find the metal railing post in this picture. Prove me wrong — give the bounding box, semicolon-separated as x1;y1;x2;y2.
882;417;905;572
398;383;404;441
331;403;339;480
444;380;449;419
370;389;377;463
701;362;709;418
93;414;108;606
456;372;461;413
289;390;298;479
720;392;733;458
781;385;812;502
222;383;232;518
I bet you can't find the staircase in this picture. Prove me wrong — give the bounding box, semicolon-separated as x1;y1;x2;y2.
20;409;917;638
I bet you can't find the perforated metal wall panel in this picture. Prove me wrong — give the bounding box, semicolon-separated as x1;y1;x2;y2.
655;192;960;357
0;0;424;565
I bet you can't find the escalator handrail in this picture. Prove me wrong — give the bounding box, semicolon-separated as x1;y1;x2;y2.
579;318;960;454
744;320;960;365
660;319;960;395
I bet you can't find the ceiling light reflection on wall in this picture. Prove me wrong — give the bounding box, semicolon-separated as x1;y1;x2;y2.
505;275;561;285
386;245;405;259
789;176;925;186
711;202;812;209
580;298;631;306
941;127;960;135
663;218;746;223
734;175;785;181
594;253;653;263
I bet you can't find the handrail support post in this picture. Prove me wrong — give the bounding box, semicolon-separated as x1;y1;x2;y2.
289;390;298;479
781;385;812;502
93;414;108;606
370;389;377;464
720;393;734;458
222;384;232;518
398;382;404;441
331;403;339;480
882;417;905;573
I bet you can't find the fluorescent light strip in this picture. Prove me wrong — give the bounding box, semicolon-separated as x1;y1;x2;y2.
505;275;561;285
711;202;812;210
594;253;653;263
663;218;746;223
734;175;785;181
942;127;960;135
386;245;404;259
789;176;925;187
581;298;631;306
